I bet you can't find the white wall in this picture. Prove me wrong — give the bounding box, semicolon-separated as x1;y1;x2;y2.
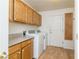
0;0;9;55
9;22;38;34
39;8;74;49
74;0;79;59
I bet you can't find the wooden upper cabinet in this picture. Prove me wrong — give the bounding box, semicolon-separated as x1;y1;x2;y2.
65;13;73;40
33;11;41;26
27;7;33;24
37;14;41;26
9;0;41;26
14;0;26;23
25;5;28;23
32;11;37;25
9;0;14;21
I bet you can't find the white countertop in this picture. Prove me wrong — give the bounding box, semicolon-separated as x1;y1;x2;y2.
9;34;34;47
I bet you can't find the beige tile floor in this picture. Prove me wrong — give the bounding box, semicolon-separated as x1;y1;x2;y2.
39;46;74;59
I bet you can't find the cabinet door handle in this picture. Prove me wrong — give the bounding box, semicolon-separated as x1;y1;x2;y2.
14;16;16;20
14;18;16;20
22;50;24;52
17;52;21;59
18;52;21;54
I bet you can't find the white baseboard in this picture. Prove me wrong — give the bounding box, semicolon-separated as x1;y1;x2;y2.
47;39;74;50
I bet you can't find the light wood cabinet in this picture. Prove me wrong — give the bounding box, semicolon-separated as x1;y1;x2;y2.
9;43;21;59
22;43;33;59
65;13;73;40
33;11;41;26
9;50;21;59
9;0;14;21
9;39;33;59
36;14;41;26
32;11;37;25
9;0;41;26
14;0;26;23
27;7;33;24
21;39;33;59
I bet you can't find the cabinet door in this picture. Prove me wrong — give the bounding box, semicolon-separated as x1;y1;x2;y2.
22;43;33;59
9;0;14;21
14;0;26;23
32;11;38;25
65;13;73;40
9;50;21;59
33;11;41;26
27;7;33;24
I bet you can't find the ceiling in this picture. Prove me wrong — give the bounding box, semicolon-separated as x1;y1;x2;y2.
24;0;74;11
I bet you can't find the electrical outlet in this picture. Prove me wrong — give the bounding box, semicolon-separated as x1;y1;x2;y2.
76;34;78;39
62;41;64;44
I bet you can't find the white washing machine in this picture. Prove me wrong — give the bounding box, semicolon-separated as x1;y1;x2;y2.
26;30;44;59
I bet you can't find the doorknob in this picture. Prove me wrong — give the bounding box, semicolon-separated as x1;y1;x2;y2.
0;52;7;59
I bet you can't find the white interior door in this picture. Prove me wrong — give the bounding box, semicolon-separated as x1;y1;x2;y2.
47;15;64;47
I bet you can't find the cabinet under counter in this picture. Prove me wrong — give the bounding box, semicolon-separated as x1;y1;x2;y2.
9;38;33;59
